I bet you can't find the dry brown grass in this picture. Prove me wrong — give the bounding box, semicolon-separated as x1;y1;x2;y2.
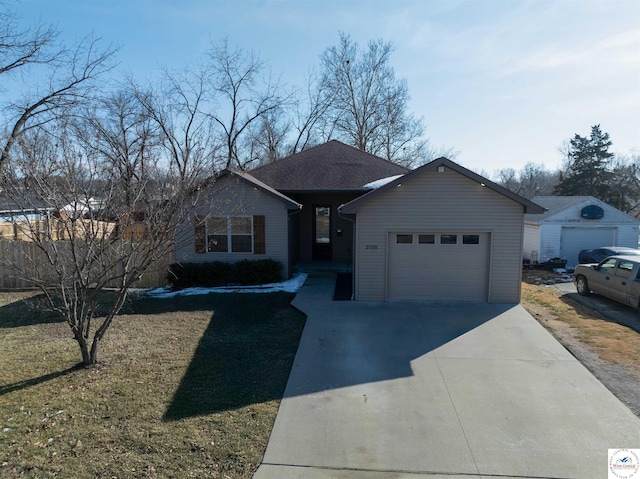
521;282;640;376
0;291;306;478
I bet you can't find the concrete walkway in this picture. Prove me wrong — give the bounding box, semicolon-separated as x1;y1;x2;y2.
254;273;640;479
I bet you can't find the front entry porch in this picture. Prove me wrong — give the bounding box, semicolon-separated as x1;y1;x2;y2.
287;192;360;265
293;261;352;274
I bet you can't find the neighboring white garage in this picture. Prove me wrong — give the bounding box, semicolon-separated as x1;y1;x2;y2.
524;196;640;269
339;158;544;303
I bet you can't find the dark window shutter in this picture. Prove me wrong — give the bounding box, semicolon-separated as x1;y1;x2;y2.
194;215;206;253
253;215;265;254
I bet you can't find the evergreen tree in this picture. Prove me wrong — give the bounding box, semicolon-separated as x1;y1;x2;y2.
554;125;614;199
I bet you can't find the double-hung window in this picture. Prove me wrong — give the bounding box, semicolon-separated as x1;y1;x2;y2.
195;215;265;254
207;216;252;253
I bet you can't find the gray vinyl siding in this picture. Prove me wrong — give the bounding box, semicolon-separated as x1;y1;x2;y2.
174;176;290;279
354;168;524;302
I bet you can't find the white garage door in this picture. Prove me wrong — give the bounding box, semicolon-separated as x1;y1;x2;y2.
560;227;616;268
387;232;490;301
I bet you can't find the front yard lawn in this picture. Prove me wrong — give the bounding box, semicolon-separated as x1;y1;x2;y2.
0;291;306;478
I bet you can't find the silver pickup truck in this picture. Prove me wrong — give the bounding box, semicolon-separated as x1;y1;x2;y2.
574;255;640;311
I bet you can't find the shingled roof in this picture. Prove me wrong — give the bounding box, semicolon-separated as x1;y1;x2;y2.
249;140;409;192
525;195;640;223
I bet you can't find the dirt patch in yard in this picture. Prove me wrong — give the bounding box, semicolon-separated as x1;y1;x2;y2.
522;282;640;417
522;268;574;285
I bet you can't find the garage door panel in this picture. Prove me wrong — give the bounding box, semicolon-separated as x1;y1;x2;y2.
560;227;616;268
387;232;489;301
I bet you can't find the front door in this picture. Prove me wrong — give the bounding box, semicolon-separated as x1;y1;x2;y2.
312;205;332;260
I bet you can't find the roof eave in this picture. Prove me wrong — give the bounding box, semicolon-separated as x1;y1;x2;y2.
339;157;546;214
218;169;302;210
279;188;371;195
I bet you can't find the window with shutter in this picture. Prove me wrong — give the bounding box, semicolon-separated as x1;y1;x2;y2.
253;215;265;254
195;215;262;253
194;215;206;253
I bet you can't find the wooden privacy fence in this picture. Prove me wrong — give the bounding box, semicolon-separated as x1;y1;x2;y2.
0;219;117;241
0;240;173;290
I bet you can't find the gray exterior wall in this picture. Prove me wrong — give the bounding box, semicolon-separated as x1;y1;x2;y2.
352;168;525;302
174;176;291;279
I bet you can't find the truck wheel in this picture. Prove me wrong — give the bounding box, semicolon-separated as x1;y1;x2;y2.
576;275;590;296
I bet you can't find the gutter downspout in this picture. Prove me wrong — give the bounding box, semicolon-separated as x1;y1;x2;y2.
337;205;356;301
288;206;302;278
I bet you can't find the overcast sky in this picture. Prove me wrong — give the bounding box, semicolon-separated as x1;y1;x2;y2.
11;0;640;177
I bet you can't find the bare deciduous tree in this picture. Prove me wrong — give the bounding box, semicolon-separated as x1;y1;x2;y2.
286;70;334;155
0;3;116;173
494;163;559;199
133;69;219;183
608;154;640;213
318;33;432;166
1;107;193;366
243;109;289;166
79;90;158;206
206;38;289;170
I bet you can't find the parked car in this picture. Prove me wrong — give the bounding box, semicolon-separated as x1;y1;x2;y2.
578;246;640;264
574;255;640;310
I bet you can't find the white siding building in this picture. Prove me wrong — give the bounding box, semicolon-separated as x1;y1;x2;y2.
523;196;640;269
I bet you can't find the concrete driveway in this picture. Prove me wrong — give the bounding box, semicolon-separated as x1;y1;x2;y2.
254;273;640;479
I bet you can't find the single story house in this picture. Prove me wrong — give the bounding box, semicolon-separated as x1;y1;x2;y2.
0;195;54;223
523;196;640;269
175;140;544;302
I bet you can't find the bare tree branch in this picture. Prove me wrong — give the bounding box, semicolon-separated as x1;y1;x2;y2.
1;108;193;366
317;32;435;166
1;3;117;173
205;38;290;169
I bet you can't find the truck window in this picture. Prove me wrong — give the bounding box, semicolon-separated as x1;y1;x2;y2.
615;260;634;279
599;258;617;273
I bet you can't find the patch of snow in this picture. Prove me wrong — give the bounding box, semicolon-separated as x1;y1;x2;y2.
363;175;403;189
145;272;308;299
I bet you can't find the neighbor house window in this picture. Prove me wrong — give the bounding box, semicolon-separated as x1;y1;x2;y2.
195;215;265;254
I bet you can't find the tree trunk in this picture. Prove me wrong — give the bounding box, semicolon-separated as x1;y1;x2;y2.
74;332;93;366
89;338;100;365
